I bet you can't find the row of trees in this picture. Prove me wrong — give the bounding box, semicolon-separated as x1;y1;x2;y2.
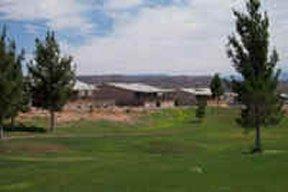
0;29;75;139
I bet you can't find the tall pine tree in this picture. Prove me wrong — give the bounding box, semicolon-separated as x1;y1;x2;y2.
28;31;75;132
0;26;24;139
210;73;224;106
7;41;25;127
227;0;282;153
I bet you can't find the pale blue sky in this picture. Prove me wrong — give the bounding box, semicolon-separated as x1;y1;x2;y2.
0;0;287;75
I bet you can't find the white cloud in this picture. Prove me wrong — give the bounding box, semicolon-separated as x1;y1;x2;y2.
105;0;142;10
0;0;93;33
73;4;235;75
71;0;288;75
266;0;288;68
24;23;41;35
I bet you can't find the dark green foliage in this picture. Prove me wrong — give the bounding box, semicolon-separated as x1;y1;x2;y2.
6;45;25;127
195;96;207;121
19;77;32;113
28;31;75;131
0;26;25;138
227;0;283;152
210;73;224;101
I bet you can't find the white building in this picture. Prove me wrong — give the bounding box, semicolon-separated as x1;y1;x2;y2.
72;80;96;98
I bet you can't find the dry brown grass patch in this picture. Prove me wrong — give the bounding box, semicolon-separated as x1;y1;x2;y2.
0;142;67;154
17;107;147;124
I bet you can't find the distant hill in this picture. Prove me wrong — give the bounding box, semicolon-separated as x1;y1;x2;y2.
78;74;288;93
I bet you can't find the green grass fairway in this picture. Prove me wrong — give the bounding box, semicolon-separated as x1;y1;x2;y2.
0;108;288;191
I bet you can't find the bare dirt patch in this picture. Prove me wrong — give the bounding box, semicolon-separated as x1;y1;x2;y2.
57;110;132;123
17;107;147;124
1;156;97;162
0;142;67;154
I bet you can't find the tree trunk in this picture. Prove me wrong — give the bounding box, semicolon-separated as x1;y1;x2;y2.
253;122;262;153
49;110;56;132
0;125;4;140
10;116;15;128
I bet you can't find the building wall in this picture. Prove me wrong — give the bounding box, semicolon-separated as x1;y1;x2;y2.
94;85;176;108
175;92;197;106
160;100;176;108
67;90;95;110
94;85;141;106
65;99;95;111
144;101;158;108
71;90;95;100
223;93;238;105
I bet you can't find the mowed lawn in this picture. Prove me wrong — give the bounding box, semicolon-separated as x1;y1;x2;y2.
0;108;288;192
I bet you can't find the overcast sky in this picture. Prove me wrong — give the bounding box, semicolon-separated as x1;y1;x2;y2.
0;0;287;75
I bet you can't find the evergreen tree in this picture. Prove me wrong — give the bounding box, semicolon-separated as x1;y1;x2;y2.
227;0;282;153
210;73;224;105
20;77;32;113
195;96;207;122
0;26;24;139
28;31;75;132
7;42;25;127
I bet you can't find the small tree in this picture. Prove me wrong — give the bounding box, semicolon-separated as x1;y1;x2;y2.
210;73;224;106
28;31;75;132
195;96;207;122
0;26;24;139
227;0;283;153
